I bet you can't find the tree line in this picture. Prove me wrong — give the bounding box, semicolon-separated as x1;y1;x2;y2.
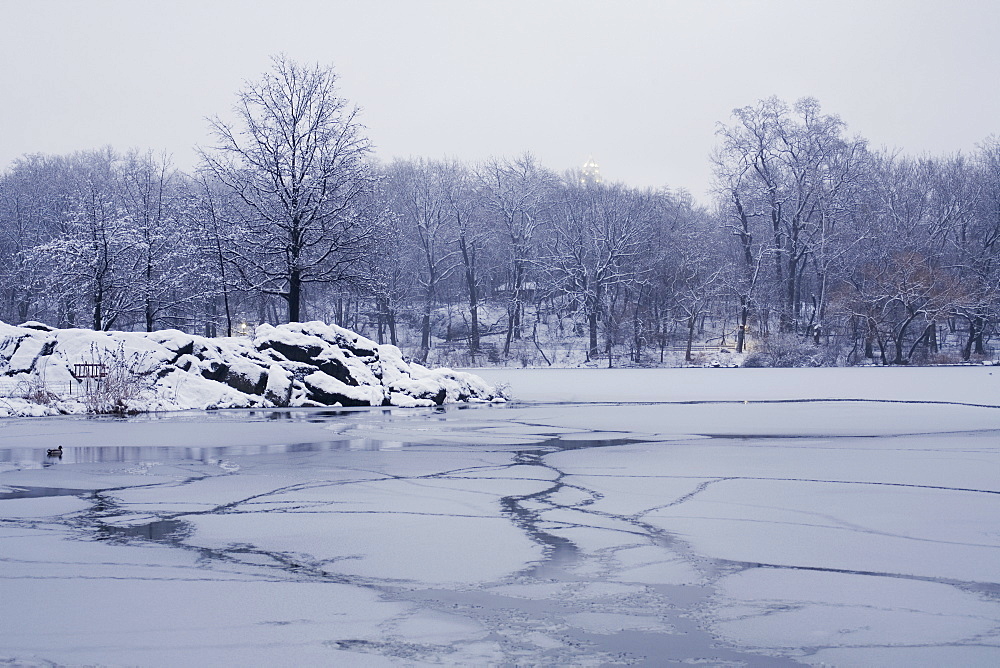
2;57;999;366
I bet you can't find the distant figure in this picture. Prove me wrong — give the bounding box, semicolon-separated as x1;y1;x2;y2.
46;445;63;457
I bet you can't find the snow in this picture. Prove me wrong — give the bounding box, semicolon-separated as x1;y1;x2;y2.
0;577;414;667
0;320;502;417
302;369;384;405
710;569;1000;663
0;494;91;518
565;612;673;634
189;512;541;584
1;366;999;665
467;365;1000;405
643;477;1000;581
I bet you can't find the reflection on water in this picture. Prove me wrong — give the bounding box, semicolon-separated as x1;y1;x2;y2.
0;438;408;466
96;517;190;543
0;437;645;466
0;402;649;467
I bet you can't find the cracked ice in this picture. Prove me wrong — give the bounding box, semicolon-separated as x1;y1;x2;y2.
2;367;999;666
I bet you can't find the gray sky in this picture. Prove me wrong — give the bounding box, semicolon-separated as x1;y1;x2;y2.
3;0;999;202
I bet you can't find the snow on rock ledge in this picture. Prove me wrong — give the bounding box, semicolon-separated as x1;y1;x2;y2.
0;320;504;417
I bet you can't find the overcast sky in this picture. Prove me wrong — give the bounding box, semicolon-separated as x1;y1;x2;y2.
2;0;999;201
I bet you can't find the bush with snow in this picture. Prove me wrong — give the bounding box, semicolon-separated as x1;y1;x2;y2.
742;334;838;368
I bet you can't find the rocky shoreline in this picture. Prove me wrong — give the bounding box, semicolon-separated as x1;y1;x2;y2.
0;320;503;417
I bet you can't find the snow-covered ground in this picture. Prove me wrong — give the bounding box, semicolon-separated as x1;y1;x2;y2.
1;367;998;665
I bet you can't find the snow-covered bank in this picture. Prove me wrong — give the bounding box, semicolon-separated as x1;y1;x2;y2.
467;366;1000;406
0;321;502;417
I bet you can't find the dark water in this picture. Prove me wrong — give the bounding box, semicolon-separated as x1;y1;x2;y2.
0;485;92;500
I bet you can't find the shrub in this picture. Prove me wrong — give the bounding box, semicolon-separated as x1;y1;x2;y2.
81;343;155;415
742;334;837;368
18;377;59;405
928;352;960;366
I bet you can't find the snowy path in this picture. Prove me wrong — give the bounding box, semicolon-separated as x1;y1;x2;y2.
1;368;999;665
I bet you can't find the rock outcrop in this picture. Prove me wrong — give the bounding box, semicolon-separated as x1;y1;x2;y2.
0;320;503;417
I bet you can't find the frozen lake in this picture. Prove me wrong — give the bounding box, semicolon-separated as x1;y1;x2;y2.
1;367;999;666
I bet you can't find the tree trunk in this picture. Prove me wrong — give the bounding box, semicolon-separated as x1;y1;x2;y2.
974;316;986;356
222;291;232;338
908;323;935;362
685;315;696;362
287;269;302;323
735;297;749;354
588;310;599;360
864;317;875;359
510;259;525;344
469;302;480;357
785;254;798;333
93;282;104;331
632;294;643;364
531;323;551;366
771;209;787;331
376;298;386;344
206;298;217;337
421;313;431;353
145;252;155;332
458;233;480;356
962;317;978;361
891;314;916;364
503;310;514;357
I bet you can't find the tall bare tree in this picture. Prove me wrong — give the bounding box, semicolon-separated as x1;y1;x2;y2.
714;97;867;337
542;179;653;360
201;55;377;323
384;159;460;359
477;154;555;356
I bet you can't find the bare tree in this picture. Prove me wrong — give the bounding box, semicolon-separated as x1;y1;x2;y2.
383;159;460;360
440;161;488;359
200;55;377;323
477;154;555;356
542;179;653;361
832;155;957;364
657;222;727;362
27;149;139;330
119;150;204;332
714;97;867;336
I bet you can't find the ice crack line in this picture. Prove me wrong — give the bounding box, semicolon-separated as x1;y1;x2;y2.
499;450;584;571
633;477;737;519
728;560;1000;599
497;449;717;577
525;398;1000;410
568;473;1000;496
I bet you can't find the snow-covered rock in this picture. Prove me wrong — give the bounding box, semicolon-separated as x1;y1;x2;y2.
0;320;504;417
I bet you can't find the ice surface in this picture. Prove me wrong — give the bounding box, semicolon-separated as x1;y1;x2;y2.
566;611;674;634
710;569;1000;657
2;367;999;665
469;365;1000;405
0;577;413;667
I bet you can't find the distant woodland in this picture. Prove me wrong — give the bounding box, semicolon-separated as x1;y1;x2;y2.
3;56;1000;367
